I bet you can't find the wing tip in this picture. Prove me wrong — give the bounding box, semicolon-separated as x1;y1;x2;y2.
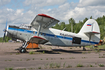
92;31;100;34
38;14;55;19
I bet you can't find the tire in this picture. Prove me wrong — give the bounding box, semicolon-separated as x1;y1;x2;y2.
83;46;86;51
19;48;26;53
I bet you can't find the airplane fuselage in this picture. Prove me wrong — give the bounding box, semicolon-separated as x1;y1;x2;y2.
7;25;98;47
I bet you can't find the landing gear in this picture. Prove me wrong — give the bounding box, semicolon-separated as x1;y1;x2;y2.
19;48;26;53
92;45;97;49
18;41;28;53
83;46;86;51
79;46;81;48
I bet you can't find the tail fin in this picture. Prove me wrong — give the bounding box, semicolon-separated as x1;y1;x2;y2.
78;19;100;44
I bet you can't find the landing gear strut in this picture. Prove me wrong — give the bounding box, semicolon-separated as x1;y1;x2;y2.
17;41;28;53
83;46;86;51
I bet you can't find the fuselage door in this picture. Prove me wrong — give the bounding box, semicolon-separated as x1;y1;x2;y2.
72;37;81;44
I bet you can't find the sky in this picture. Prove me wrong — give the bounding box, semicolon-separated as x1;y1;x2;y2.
0;0;105;37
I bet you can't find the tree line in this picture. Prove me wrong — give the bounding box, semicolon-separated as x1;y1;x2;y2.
0;16;105;42
52;16;105;39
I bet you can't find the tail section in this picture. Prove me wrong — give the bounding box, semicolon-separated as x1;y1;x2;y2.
78;19;100;44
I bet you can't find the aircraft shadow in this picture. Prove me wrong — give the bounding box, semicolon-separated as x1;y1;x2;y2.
94;49;105;51
52;49;83;54
36;49;60;54
4;49;97;54
35;49;90;54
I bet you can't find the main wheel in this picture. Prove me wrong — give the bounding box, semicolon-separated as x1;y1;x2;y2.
19;48;26;53
83;46;86;51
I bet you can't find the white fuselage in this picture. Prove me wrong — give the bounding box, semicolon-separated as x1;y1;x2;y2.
7;25;98;47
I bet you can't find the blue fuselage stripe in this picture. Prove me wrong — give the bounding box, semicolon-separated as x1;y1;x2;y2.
8;27;98;44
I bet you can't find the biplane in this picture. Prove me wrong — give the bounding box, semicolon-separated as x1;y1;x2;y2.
3;14;100;53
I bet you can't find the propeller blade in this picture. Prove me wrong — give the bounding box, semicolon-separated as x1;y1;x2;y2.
3;33;5;42
3;20;8;42
5;20;7;29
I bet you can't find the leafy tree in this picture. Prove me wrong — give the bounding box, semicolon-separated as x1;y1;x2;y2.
53;23;60;29
0;36;11;42
83;18;88;24
59;22;65;30
90;16;92;19
69;18;75;32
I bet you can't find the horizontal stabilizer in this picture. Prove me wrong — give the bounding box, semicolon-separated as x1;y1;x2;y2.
84;31;100;35
29;36;48;44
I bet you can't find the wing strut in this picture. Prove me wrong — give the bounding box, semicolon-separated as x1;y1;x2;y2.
37;24;42;36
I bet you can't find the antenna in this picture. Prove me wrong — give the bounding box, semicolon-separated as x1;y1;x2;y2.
63;27;66;31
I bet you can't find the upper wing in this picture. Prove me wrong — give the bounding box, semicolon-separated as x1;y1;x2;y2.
29;36;48;44
31;14;59;29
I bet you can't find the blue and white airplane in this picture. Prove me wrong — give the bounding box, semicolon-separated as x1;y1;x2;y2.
3;14;100;53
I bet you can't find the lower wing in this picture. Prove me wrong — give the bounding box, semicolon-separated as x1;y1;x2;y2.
29;36;48;44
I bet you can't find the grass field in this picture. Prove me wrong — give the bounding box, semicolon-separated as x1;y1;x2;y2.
86;44;105;50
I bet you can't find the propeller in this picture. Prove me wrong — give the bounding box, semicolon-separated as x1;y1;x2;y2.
3;21;8;42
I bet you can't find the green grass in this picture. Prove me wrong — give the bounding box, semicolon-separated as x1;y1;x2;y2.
20;59;22;61
76;64;84;67
90;64;93;67
49;63;61;68
32;58;35;60
45;64;48;69
46;58;48;60
29;51;35;54
26;59;30;61
60;58;64;60
66;65;72;68
43;51;45;54
16;68;26;70
69;57;75;59
86;44;105;50
5;67;13;70
95;49;101;53
97;44;105;49
38;67;41;69
70;48;72;49
85;45;93;48
99;64;104;67
99;56;104;58
88;51;91;53
16;53;20;55
63;62;66;68
82;52;87;54
82;57;86;59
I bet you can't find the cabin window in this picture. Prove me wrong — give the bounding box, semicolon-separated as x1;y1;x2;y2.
44;33;46;36
40;33;43;35
54;35;56;37
33;31;35;34
72;37;81;44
